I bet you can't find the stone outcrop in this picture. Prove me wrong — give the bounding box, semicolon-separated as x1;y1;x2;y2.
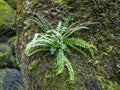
0;68;26;90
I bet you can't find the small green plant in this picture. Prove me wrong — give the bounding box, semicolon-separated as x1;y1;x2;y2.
25;14;97;81
54;0;67;5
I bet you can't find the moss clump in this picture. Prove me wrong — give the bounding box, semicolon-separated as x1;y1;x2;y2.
0;0;16;35
0;43;16;68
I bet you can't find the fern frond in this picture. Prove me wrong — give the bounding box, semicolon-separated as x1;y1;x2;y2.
79;22;99;26
68;21;98;29
30;13;53;32
25;15;97;81
27;48;49;57
63;26;89;38
56;49;74;81
25;33;59;56
63;21;98;38
89;48;96;58
65;38;97;49
25;41;45;56
30;17;48;32
56;49;65;75
63;16;71;28
55;21;67;34
46;30;63;41
64;56;74;81
65;38;97;57
56;21;62;31
67;44;87;57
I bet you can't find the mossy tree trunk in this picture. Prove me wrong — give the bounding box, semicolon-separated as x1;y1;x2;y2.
17;0;120;90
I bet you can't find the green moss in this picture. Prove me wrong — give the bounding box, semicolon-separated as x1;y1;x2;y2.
0;0;15;34
0;43;17;68
97;75;120;90
0;52;8;66
0;43;10;67
4;0;17;9
8;36;17;47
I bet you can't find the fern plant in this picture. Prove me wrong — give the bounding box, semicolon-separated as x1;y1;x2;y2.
25;14;97;81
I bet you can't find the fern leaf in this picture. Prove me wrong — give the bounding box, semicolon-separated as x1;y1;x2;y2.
63;16;71;28
50;47;56;55
67;44;87;57
56;49;65;75
65;38;96;49
27;48;49;57
56;21;62;32
56;49;74;81
81;22;99;26
30;17;48;31
65;38;97;57
63;26;89;38
46;30;63;40
30;14;53;32
89;48;96;58
64;56;74;81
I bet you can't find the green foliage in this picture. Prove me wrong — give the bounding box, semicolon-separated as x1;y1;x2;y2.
65;38;97;58
25;15;97;81
54;0;67;5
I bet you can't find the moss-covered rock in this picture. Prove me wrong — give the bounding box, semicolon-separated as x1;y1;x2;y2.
0;68;26;90
17;0;120;90
0;41;17;68
0;0;16;35
4;0;17;9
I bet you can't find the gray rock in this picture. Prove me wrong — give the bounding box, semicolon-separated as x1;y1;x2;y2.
89;78;102;90
0;68;26;90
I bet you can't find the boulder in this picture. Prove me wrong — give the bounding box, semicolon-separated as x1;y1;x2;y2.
0;0;16;35
0;68;26;90
4;0;17;9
